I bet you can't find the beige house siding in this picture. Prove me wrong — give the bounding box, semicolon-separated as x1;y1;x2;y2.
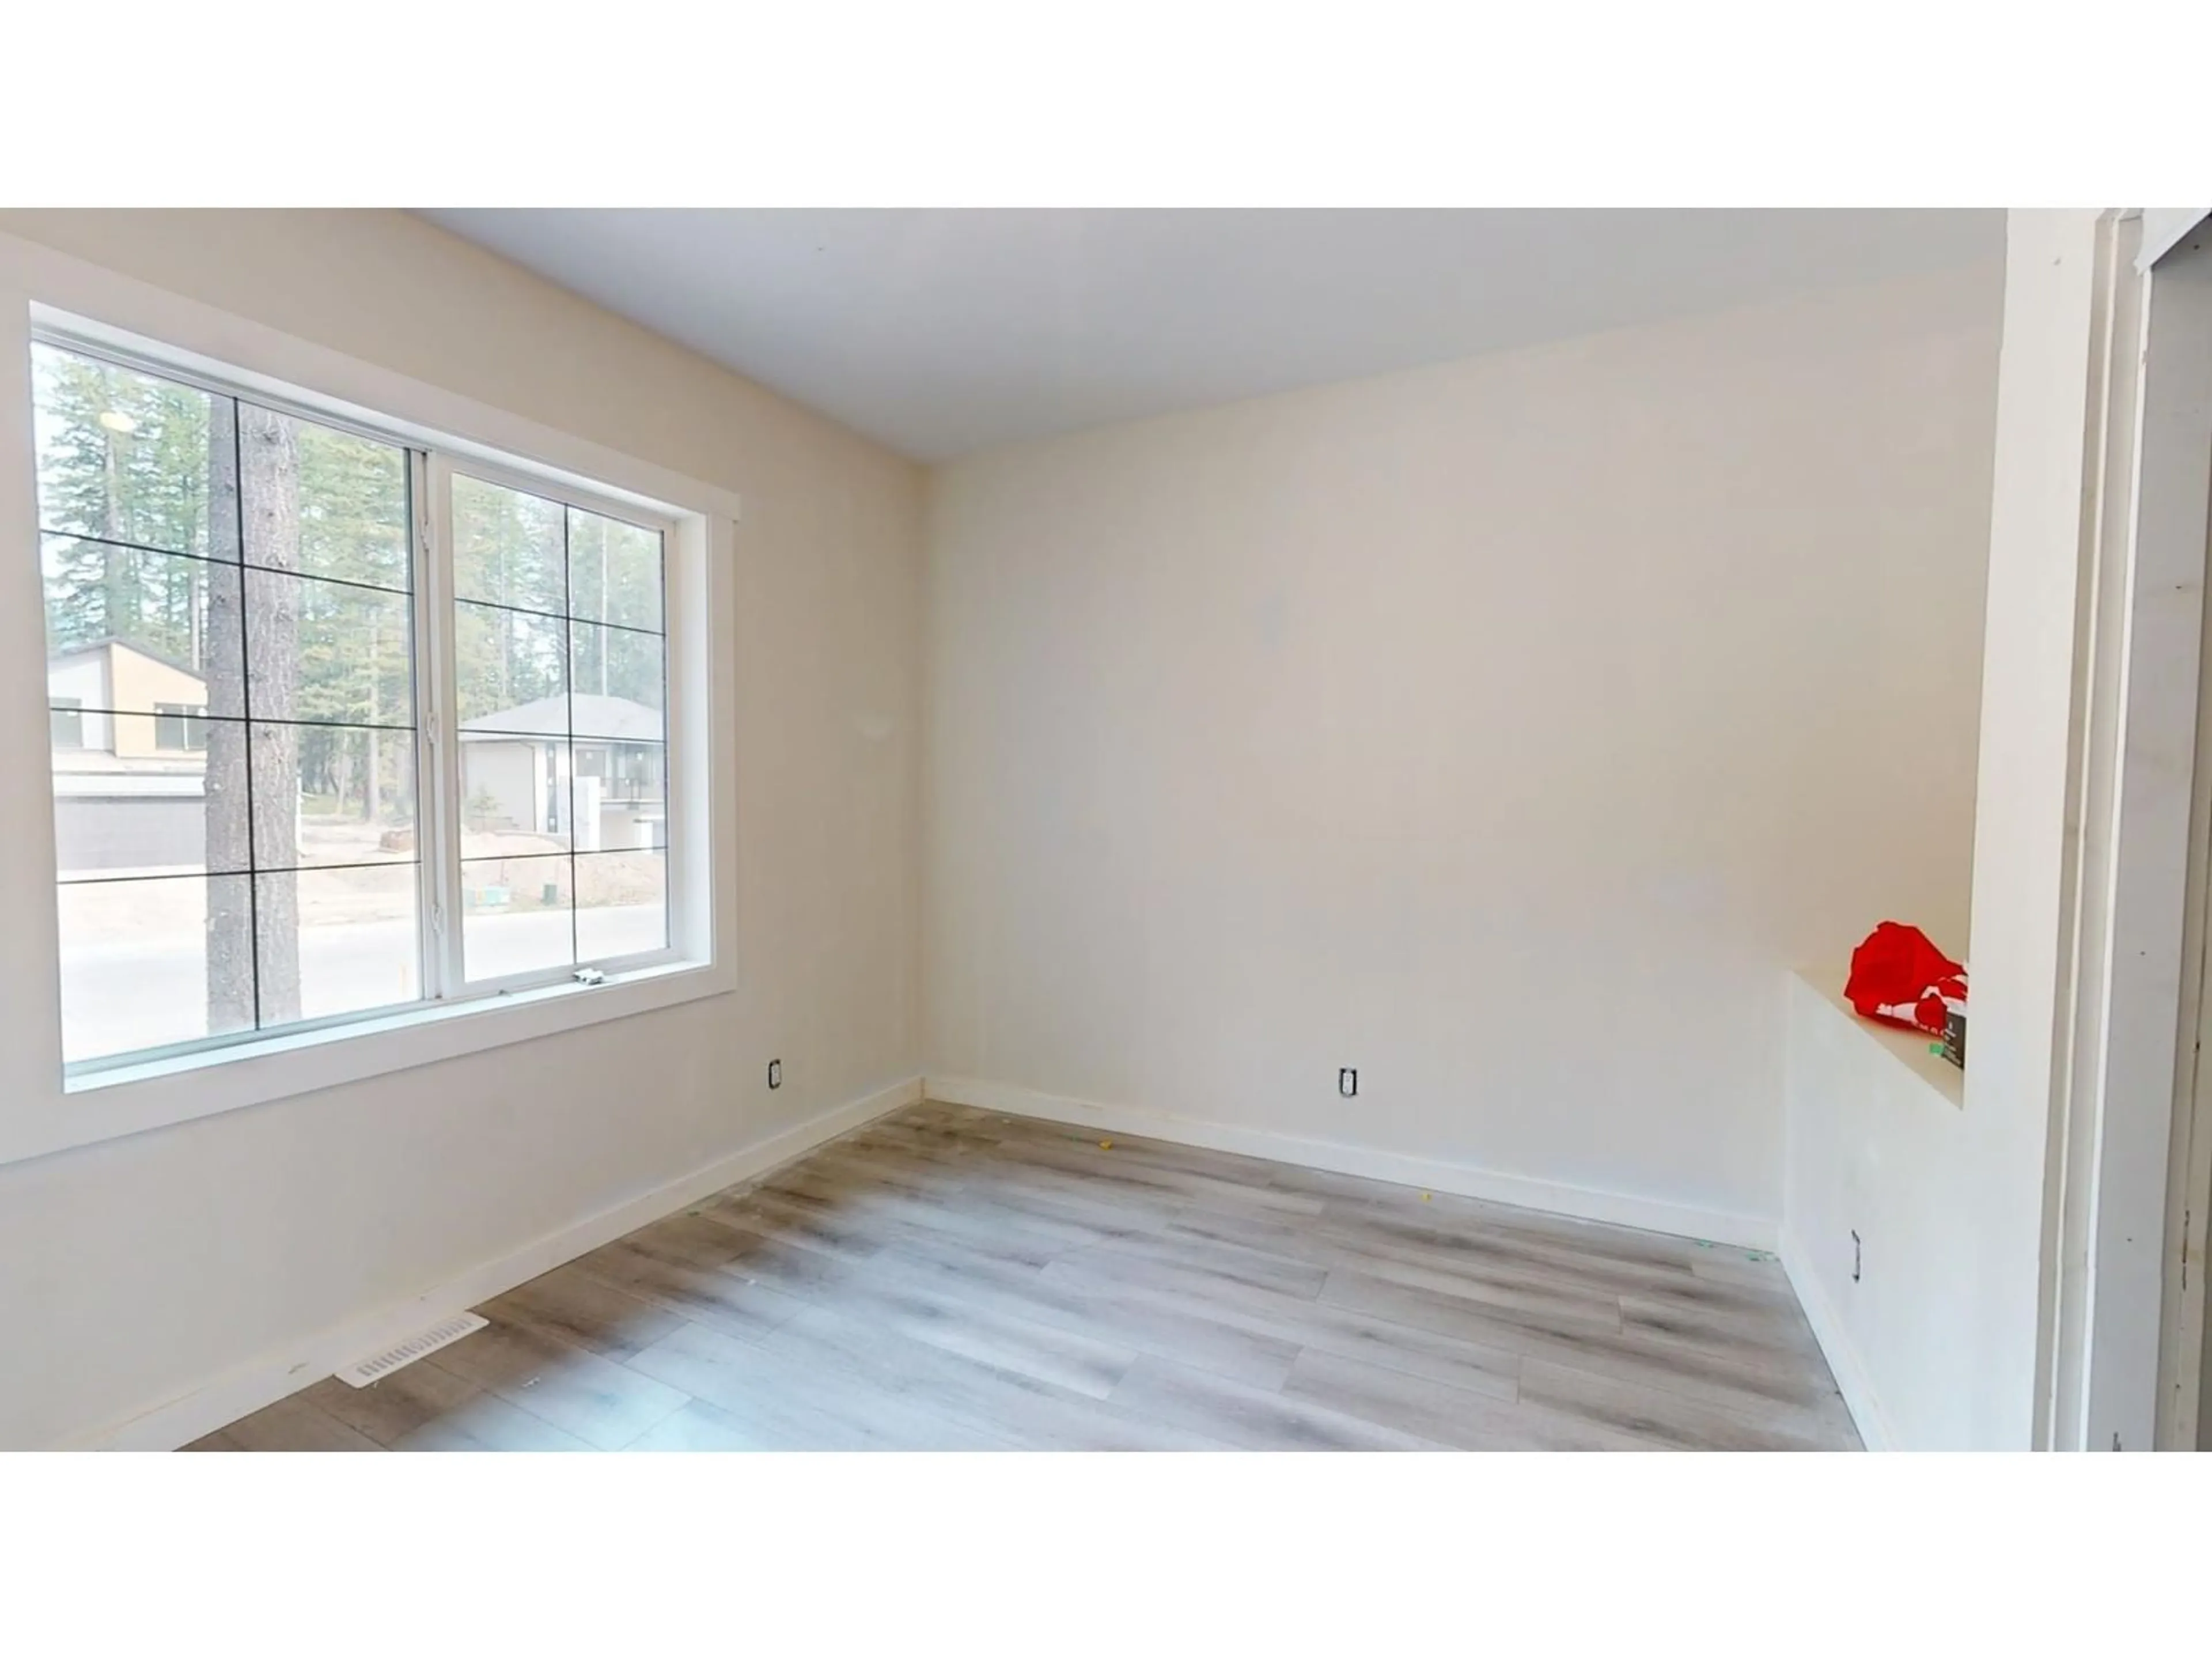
105;647;209;759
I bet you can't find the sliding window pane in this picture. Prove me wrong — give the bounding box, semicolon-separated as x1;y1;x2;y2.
55;873;256;1063
452;473;565;614
252;723;417;869
456;601;567;730
41;537;243;719
460;854;574;982
245;567;414;726
567;509;662;632
241;408;411;591
569;623;663;740
260;865;421;1024
32;344;229;558
575;850;666;961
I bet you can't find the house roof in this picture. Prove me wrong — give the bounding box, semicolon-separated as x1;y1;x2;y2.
49;636;207;684
462;694;661;742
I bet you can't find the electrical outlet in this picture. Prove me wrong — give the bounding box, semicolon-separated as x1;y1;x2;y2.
1851;1229;1862;1283
1339;1067;1357;1099
768;1058;782;1090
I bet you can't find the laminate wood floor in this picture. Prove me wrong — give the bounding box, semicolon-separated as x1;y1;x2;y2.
184;1102;1861;1452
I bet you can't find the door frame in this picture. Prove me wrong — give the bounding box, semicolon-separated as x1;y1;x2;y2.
2045;210;2212;1450
2152;218;2212;1450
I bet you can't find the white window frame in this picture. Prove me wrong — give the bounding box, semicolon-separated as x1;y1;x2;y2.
421;448;683;999
0;232;739;1168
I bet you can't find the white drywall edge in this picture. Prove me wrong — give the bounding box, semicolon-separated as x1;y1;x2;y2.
926;1075;1779;1251
67;1075;923;1451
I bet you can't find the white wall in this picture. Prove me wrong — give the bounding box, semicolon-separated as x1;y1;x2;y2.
926;262;2001;1238
0;211;925;1450
1781;973;1967;1450
1782;213;2103;1450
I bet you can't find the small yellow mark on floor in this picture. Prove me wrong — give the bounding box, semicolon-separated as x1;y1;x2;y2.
1099;1140;1113;1150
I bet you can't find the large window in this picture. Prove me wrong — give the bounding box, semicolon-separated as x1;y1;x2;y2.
31;336;679;1074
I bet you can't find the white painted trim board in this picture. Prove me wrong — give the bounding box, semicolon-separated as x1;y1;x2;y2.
925;1076;1779;1252
1780;1227;1895;1452
66;1075;923;1452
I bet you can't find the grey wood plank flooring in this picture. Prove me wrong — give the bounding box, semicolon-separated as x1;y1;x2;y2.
183;1101;1860;1452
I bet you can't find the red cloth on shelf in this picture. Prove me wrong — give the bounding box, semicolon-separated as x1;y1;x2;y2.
1845;921;1967;1036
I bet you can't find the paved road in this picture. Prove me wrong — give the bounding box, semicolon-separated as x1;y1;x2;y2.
60;904;662;1063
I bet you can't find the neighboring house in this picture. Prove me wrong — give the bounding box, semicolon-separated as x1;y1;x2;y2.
48;637;210;759
460;694;665;852
47;639;211;876
50;662;665;874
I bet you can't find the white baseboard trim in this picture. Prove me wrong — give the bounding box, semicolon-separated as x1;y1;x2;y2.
1778;1226;1893;1452
925;1075;1778;1252
71;1075;923;1452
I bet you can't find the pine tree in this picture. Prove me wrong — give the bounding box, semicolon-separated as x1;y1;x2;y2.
34;348;214;669
238;403;303;1025
203;399;253;1030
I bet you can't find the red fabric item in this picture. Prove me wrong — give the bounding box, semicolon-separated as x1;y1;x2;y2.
1846;921;1966;1035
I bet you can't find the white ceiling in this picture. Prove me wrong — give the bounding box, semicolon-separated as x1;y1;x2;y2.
421;210;2003;463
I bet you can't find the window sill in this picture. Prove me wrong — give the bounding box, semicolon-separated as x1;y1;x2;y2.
3;956;734;1168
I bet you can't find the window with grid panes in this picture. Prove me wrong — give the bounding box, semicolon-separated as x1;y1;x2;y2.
448;471;669;984
31;335;673;1074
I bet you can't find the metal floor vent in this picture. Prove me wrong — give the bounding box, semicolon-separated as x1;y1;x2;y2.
332;1312;488;1388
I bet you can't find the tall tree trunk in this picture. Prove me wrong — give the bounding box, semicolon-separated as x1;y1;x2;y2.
498;513;513;705
203;402;253;1031
201;402;304;1032
363;614;381;825
242;406;304;1026
102;423;126;635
